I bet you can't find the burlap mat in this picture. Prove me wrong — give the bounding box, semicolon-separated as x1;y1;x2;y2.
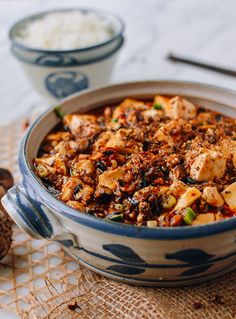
0;116;236;319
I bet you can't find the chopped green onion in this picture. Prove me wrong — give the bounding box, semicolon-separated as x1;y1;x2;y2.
114;204;124;212
36;165;48;178
107;212;123;222
112;118;118;123
153;103;163;110
54;106;65;119
161;195;177;209
183;207;196;225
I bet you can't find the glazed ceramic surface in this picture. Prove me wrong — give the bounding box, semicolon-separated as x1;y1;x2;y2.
9;8;124;103
2;81;236;287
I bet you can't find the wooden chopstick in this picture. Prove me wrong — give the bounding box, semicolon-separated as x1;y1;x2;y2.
167;53;236;77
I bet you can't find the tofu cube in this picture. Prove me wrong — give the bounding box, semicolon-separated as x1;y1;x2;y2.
190;151;226;182
222;182;236;212
166;96;196;120
192;213;215;225
95;167;126;196
154;95;170;109
202;186;224;207
170;180;188;197
175;187;201;210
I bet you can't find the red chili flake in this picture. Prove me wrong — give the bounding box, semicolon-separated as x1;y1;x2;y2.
193;301;204;310
67;301;80;311
22;120;30;131
153;177;164;185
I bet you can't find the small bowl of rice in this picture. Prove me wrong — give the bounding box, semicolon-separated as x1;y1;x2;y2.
9;8;125;102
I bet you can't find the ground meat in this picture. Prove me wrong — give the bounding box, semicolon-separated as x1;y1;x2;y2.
34;96;236;227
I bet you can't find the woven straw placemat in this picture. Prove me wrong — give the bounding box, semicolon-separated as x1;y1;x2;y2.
0;117;236;319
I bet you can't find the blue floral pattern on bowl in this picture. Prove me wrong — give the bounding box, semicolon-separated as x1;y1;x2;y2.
36;55;79;67
55;238;236;279
45;71;89;98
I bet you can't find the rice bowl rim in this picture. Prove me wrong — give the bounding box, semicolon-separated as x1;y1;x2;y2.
9;7;125;54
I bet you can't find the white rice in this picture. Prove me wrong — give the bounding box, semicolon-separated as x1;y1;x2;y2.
16;11;114;50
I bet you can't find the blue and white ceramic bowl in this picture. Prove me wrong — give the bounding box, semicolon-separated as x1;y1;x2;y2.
9;8;124;103
2;81;236;287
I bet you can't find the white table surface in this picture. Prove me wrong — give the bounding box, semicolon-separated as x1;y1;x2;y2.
1;0;236;318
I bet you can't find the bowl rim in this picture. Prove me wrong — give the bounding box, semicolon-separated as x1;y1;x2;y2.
11;35;124;67
9;7;125;54
19;80;236;240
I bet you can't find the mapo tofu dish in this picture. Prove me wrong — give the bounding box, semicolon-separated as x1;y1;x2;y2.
34;96;236;227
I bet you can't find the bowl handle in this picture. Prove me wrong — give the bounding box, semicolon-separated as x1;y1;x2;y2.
1;182;78;247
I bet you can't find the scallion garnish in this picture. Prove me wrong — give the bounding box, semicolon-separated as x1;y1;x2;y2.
107;212;123;222
183;207;196;225
153;103;163;110
54;106;65;119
